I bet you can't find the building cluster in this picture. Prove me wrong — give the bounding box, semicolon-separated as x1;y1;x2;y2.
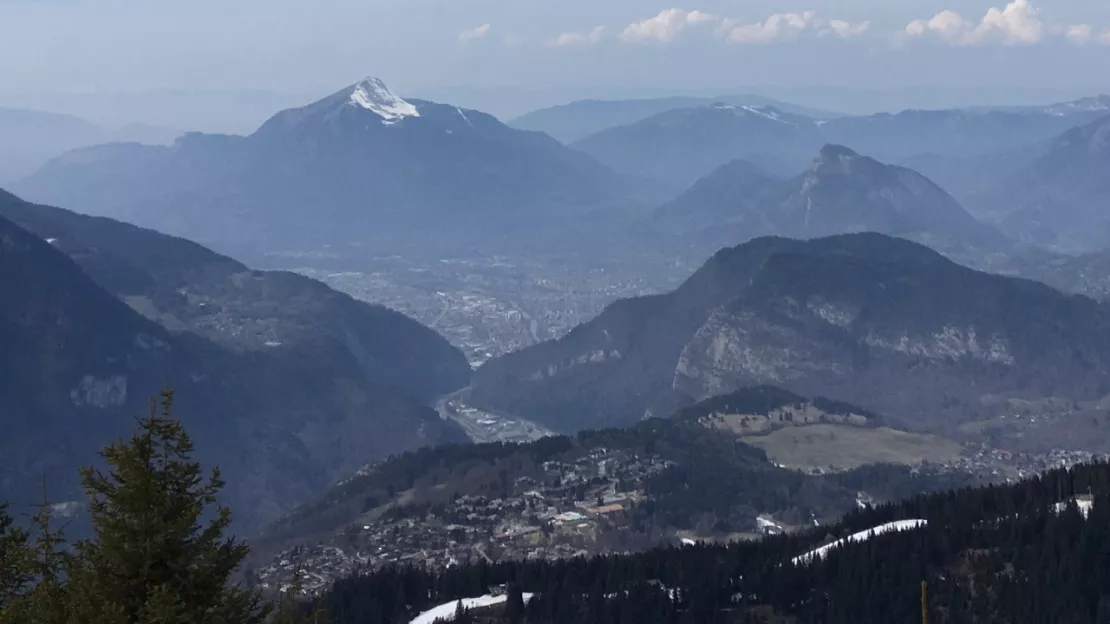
941;444;1107;481
256;448;674;594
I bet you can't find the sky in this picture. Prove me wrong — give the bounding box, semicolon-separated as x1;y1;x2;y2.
2;0;1110;128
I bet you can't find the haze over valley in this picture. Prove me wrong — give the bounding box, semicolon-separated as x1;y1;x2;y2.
7;1;1110;622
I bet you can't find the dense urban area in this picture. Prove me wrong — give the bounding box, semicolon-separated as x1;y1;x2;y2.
292;253;691;366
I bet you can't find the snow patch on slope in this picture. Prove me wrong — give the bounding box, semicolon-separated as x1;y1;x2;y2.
410;593;535;624
1054;497;1094;518
741;105;788;123
348;77;420;124
708;102;790;124
792;519;927;566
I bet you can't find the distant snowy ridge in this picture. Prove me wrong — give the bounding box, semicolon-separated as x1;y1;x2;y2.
708;102;791;124
348;77;420;124
791;519;928;566
410;593;535;624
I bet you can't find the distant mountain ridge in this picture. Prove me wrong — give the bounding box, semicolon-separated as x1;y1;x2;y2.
511;95;840;143
0;189;471;529
569;95;1110;191
0;107;178;183
975;114;1110;253
470;233;1110;436
12;77;633;254
573;103;825;187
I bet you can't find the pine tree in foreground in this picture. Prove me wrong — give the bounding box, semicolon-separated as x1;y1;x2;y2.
0;486;71;624
0;504;30;613
66;389;270;624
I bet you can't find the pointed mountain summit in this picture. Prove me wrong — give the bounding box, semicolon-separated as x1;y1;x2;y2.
648;144;1008;260
781;144;1003;248
12;77;629;253
346;77;421;123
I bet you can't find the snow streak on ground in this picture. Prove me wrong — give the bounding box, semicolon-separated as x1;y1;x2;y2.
410;593;535;624
791;519;928;566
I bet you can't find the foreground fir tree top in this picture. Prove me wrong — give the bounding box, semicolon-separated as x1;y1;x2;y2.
66;389;269;624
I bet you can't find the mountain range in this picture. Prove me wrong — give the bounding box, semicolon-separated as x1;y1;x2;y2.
0;189;472;529
10;78;633;256
470;233;1110;437
570;96;1110;192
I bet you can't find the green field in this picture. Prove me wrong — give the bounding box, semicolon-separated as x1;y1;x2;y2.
744;424;963;472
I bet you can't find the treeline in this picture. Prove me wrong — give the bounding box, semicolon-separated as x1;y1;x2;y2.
0;390;312;624
311;460;1110;624
671;385;883;425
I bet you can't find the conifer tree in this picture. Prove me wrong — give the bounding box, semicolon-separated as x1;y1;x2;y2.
453;599;473;624
0;484;70;624
0;503;30;612
66;389;269;624
274;559;327;624
503;584;526;624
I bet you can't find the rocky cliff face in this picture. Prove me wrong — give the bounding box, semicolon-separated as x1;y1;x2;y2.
471;233;1110;433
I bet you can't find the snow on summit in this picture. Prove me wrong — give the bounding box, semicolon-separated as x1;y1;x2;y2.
348;77;420;124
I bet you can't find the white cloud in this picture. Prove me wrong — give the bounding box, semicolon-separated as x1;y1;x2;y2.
552;26;605;47
458;23;491;44
723;12;821;44
827;19;873;39
1102;30;1110;45
719;12;870;44
620;9;718;44
1065;24;1093;45
905;0;1046;45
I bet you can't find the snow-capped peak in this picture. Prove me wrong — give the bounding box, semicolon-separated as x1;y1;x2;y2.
348;77;420;124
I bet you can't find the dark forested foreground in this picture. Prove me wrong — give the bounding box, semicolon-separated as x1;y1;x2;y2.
312;460;1110;624
7;394;1110;624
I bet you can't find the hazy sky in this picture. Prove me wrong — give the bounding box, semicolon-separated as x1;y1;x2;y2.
2;0;1110;127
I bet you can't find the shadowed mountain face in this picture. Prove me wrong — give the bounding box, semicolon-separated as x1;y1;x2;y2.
976;115;1110;253
649;145;1009;265
10;78;632;255
0;190;471;529
470;233;1110;434
0;191;471;400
